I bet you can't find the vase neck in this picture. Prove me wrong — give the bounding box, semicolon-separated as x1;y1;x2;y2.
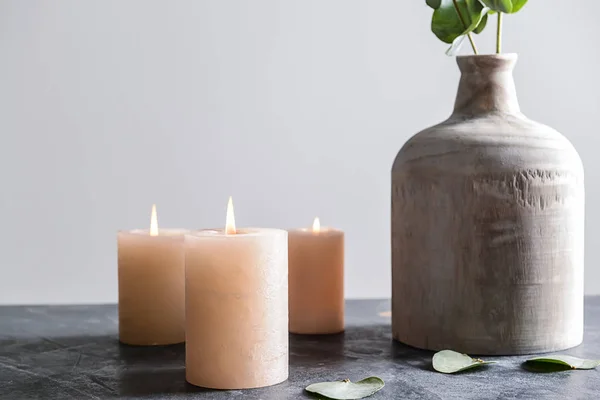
452;54;521;116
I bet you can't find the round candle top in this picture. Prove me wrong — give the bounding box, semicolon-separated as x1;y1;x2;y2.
186;197;286;239
119;204;188;236
289;217;343;236
125;229;189;236
186;228;286;239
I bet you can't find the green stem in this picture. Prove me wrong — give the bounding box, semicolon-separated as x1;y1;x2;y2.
452;0;478;55
496;12;503;54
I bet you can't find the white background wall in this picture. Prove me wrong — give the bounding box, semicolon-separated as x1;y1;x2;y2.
1;1;599;304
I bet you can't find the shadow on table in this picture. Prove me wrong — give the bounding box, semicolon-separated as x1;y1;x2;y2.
118;340;185;365
290;323;435;371
290;331;347;365
116;340;200;396
116;365;219;396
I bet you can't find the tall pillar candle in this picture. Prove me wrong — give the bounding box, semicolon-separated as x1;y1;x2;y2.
185;201;288;389
117;205;187;346
288;218;344;334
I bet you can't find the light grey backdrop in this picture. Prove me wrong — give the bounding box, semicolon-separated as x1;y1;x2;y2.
1;1;599;304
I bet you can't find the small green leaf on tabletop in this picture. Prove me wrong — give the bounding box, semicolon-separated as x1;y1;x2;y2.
526;355;600;371
305;377;385;400
432;350;496;374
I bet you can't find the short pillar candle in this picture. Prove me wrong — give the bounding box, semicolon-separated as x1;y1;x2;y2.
117;205;187;346
288;218;344;334
185;198;288;389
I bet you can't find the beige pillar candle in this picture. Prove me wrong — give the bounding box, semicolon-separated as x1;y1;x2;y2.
185;198;288;389
288;217;344;334
118;205;187;346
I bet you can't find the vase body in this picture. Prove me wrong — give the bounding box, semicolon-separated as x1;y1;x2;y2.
391;54;584;355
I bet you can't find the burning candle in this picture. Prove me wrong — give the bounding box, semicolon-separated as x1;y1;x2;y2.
117;205;187;345
185;197;288;389
288;218;344;334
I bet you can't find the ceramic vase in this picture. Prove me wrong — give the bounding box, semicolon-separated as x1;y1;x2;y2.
391;54;584;355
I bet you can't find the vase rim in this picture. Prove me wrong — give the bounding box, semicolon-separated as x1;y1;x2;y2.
456;53;518;61
456;53;518;74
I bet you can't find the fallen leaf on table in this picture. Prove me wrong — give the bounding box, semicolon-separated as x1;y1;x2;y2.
525;355;600;371
305;376;384;399
432;349;496;374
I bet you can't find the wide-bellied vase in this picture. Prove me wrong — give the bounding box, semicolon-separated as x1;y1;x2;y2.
391;54;584;355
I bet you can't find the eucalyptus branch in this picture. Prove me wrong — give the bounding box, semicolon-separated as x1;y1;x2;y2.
452;0;479;55
496;12;503;53
426;0;529;56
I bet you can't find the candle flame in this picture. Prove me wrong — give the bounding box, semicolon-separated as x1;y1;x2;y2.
312;217;320;233
150;204;158;236
225;196;236;234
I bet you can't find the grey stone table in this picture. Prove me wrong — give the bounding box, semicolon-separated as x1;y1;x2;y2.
1;299;600;400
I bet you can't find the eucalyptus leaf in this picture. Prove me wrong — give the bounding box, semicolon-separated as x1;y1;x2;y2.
510;0;528;13
432;350;496;374
481;0;528;13
473;13;488;34
305;377;385;400
480;0;513;12
526;355;600;370
426;0;442;9
431;0;486;44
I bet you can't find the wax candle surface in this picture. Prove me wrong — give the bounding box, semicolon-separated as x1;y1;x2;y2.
118;229;187;345
288;224;344;334
185;228;288;389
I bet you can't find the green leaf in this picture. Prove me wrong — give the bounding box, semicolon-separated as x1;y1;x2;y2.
509;0;528;13
426;0;442;9
526;355;600;370
305;377;385;400
480;0;513;12
473;12;488;34
432;350;497;374
431;0;486;44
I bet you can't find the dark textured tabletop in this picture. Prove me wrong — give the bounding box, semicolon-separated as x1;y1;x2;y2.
1;299;600;399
